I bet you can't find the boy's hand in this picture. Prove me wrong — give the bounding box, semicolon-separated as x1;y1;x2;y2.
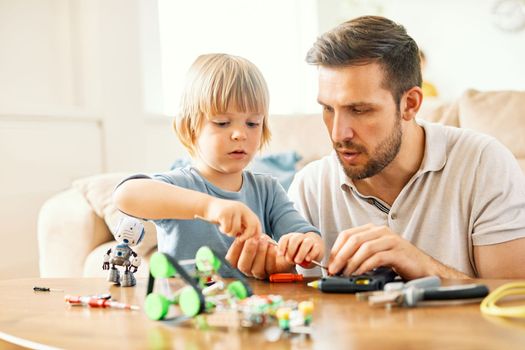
278;232;324;268
204;198;261;242
226;235;294;279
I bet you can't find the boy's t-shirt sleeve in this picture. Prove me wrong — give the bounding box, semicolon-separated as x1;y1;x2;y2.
266;177;320;242
115;170;193;231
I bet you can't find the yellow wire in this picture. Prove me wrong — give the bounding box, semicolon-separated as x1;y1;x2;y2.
480;282;525;319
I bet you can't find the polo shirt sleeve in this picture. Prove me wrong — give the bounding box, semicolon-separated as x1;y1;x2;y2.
471;139;525;245
287;163;322;228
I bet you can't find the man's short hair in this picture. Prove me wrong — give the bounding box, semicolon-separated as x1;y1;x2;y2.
175;53;271;155
306;16;422;104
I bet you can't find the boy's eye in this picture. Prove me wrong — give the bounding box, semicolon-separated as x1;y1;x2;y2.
213;121;230;127
246;121;261;128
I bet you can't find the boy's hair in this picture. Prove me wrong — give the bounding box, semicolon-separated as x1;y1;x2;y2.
175;53;271;156
306;16;422;105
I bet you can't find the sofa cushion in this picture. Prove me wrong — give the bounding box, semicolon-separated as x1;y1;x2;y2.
417;98;459;127
458;89;525;158
72;173;158;257
38;187;112;277
266;114;332;168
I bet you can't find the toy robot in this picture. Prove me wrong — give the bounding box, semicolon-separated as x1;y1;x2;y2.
102;216;145;287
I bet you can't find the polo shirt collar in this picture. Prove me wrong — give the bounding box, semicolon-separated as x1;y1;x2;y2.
337;119;448;191
418;119;447;174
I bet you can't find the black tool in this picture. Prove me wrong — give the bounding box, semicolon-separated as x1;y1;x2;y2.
33;286;64;292
308;267;399;293
366;281;490;308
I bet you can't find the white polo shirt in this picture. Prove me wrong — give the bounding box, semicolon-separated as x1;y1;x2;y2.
289;120;525;277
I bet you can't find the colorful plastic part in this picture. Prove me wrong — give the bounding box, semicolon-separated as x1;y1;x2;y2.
144;293;171;320
276;307;291;330
227;280;249;300
145;247;253;322
179;286;203;317
149;252;176;278
195;246;221;273
298;300;314;325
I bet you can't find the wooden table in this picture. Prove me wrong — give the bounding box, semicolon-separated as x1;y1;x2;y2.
0;277;524;349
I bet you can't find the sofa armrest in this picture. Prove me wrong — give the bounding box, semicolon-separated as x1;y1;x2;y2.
37;187;113;277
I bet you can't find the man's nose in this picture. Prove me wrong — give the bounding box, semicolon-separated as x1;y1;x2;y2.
331;113;354;144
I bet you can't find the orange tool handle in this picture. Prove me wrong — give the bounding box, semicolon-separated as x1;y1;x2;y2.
269;273;304;283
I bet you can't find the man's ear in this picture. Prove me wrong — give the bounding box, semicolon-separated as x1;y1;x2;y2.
400;86;423;121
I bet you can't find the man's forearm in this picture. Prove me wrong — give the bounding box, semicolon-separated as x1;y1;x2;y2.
427;255;471;280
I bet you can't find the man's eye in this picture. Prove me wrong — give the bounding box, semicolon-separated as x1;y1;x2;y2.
246;122;260;128
322;106;334;113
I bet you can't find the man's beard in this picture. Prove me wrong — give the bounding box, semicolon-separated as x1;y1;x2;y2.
336;114;402;180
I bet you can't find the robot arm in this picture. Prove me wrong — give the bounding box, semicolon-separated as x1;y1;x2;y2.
103;249;112;270
130;251;141;273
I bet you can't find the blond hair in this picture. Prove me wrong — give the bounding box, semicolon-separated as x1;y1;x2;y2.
175;53;271;156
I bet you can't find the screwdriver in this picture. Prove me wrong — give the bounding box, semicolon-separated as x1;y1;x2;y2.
269;273;304;283
33;286;64;292
65;295;140;310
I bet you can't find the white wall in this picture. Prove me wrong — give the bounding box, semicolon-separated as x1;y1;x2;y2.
0;0;176;279
318;0;525;100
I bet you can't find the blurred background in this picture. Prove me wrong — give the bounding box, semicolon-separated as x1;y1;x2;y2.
1;0;524;279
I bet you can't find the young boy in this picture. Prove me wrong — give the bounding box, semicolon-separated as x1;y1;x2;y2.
113;53;324;278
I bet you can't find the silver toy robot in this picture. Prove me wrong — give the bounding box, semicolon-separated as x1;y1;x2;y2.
102;216;145;287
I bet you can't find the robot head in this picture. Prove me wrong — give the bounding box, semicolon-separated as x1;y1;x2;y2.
114;216;145;246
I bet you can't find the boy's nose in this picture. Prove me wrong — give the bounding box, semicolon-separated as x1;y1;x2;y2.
231;129;247;141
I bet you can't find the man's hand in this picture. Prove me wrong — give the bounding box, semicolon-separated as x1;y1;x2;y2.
278;232;324;268
204;198;261;242
226;235;294;279
329;224;469;280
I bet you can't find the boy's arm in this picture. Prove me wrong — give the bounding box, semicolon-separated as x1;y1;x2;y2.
113;178;215;220
267;179;320;242
113;178;261;241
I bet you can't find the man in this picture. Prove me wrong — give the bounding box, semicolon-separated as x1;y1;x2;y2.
288;16;525;279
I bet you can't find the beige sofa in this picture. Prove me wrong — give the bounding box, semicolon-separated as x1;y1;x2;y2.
37;89;525;278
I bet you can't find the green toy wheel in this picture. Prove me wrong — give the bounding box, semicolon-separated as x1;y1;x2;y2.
195;246;221;272
179;286;202;317
227;280;248;300
149;252;176;278
145;293;171;320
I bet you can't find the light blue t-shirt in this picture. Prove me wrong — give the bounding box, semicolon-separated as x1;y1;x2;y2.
124;166;319;276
